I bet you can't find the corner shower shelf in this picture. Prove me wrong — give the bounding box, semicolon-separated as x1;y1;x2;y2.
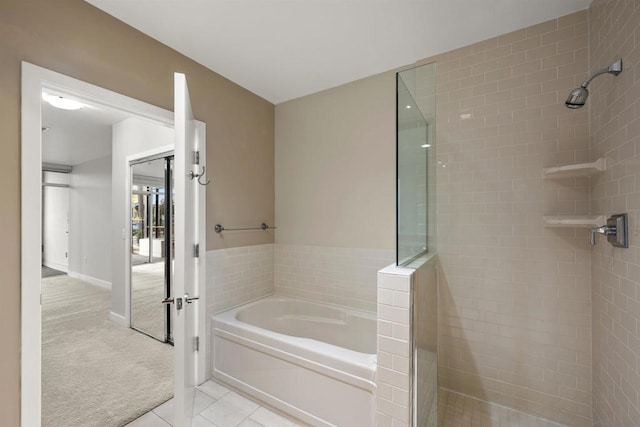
543;215;606;228
543;158;605;179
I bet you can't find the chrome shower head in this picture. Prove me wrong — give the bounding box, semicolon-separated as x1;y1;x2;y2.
565;86;589;109
565;58;623;109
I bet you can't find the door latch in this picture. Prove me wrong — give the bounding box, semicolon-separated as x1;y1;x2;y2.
161;297;183;310
162;294;197;311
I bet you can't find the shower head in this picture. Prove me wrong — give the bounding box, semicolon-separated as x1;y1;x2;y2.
565;86;590;109
565;58;623;109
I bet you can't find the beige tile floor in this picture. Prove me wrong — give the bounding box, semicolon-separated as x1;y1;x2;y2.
126;380;305;427
128;380;569;427
438;389;567;427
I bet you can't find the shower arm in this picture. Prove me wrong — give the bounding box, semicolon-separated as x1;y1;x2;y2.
580;59;623;88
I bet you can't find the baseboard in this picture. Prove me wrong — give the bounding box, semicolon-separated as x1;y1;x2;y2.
109;311;127;326
68;271;112;289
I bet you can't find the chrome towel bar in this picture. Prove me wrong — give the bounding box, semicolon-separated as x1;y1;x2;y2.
214;223;276;233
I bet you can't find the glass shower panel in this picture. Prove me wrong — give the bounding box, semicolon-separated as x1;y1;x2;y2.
397;62;438;426
397;68;431;266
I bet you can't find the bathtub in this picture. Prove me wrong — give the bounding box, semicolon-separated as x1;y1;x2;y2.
211;295;377;426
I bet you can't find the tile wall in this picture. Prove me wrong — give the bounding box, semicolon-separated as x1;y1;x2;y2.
425;11;593;425
274;244;394;312
589;1;640;426
376;265;414;427
206;244;274;378
206;244;274;316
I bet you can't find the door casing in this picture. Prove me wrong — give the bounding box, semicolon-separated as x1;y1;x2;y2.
21;62;207;427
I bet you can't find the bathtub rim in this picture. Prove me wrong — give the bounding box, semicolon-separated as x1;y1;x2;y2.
225;292;378;319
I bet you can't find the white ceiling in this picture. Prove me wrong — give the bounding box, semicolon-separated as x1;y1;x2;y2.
85;0;591;104
42;95;170;179
42;94;129;166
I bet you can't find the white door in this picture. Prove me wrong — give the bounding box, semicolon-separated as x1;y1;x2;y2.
43;180;69;272
173;72;200;426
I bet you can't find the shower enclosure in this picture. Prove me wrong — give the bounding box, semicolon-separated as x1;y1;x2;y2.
396;62;438;426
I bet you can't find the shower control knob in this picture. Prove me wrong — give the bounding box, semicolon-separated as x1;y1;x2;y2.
589;214;628;248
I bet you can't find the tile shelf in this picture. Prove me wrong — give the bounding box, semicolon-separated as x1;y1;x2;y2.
543;215;606;228
543;159;606;229
543;158;605;178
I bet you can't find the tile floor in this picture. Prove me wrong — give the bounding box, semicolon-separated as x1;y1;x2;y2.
126;380;305;427
127;379;569;427
438;389;567;427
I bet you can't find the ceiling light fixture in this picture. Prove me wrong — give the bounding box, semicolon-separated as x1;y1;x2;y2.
42;93;85;110
421;144;431;148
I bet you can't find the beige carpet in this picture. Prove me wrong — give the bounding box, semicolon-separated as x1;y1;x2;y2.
42;275;173;427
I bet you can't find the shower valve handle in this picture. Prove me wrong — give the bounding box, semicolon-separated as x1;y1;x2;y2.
589;214;628;248
589;225;616;245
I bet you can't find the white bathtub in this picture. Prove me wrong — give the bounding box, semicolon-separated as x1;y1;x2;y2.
211;295;377;426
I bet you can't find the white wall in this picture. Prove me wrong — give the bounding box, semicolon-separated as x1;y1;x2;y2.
111;117;174;318
68;155;112;286
42;171;70;272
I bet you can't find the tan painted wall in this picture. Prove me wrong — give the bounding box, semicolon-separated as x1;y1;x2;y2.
275;72;396;250
0;1;274;424
589;1;640;425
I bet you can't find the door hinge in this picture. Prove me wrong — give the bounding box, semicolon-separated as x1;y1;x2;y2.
193;150;200;165
193;336;200;352
194;243;200;258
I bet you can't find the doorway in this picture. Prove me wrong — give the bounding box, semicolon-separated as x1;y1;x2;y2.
42;169;70;276
22;63;207;427
130;154;175;342
39;90;175;426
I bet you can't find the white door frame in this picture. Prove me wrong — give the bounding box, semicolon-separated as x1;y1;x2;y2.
21;62;207;427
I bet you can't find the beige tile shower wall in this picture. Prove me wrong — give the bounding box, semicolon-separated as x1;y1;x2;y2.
429;12;593;426
274;244;394;312
589;1;640;426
